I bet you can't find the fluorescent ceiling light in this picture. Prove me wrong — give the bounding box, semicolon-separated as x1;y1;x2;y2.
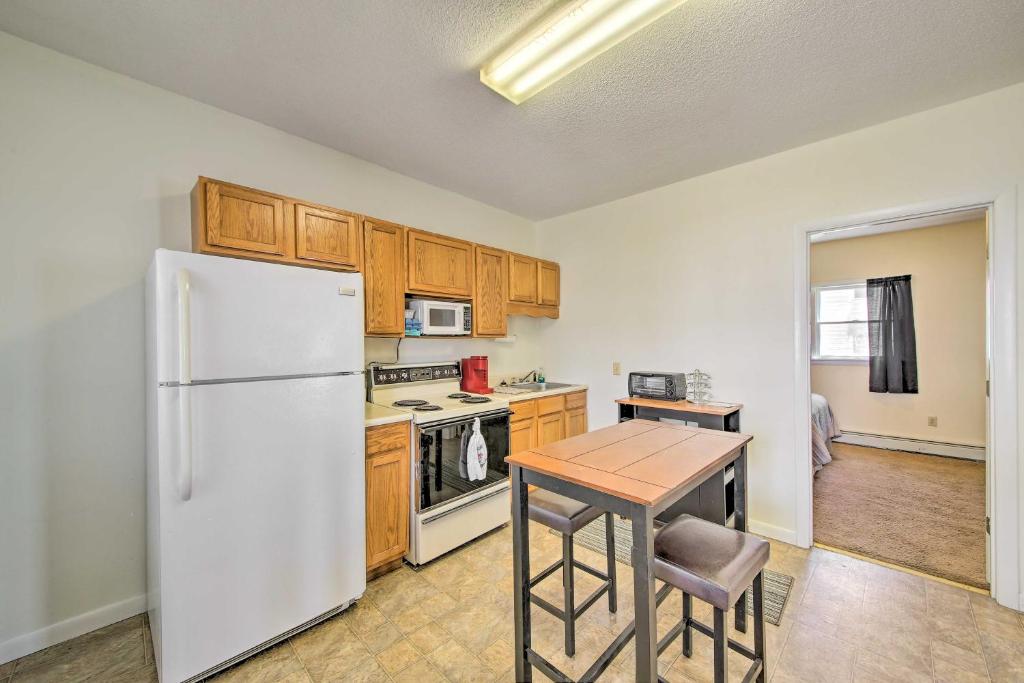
480;0;688;104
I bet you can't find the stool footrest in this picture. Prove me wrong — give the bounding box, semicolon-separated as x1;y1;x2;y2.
530;580;610;622
681;616;757;660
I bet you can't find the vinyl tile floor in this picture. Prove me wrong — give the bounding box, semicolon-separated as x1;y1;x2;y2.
4;523;1024;682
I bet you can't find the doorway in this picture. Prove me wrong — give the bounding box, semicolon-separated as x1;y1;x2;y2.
807;211;988;588
791;193;1020;609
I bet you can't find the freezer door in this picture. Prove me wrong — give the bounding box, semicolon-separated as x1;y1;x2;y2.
150;249;364;383
153;374;365;683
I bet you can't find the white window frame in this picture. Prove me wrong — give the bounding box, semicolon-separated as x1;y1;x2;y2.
811;280;869;364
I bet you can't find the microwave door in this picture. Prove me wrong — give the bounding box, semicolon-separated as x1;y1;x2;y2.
424;304;457;335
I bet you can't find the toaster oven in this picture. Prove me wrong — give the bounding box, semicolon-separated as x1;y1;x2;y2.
628;371;687;401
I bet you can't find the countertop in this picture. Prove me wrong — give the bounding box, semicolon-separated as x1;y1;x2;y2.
364;403;413;428
497;383;588;402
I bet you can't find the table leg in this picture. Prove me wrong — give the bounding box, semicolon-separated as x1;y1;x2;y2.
734;446;748;633
511;465;532;681
631;504;657;682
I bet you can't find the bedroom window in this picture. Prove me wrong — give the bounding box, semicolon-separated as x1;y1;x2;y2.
812;282;869;362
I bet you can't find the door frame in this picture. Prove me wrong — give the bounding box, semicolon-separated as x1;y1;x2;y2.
791;189;1019;609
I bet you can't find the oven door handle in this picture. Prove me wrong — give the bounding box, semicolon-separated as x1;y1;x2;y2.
421;485;510;525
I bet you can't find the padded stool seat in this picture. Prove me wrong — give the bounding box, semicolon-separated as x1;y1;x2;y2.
528;490;604;535
653;514;770;683
654;514;770;611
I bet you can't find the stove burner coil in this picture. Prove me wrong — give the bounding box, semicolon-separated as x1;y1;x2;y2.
447;392;471;399
393;399;428;407
413;404;443;411
460;396;492;404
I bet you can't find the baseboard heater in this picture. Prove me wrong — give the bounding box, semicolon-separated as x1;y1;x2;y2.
833;431;985;461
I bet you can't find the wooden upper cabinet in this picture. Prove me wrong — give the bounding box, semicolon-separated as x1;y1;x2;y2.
474;246;508;337
407;229;474;298
203;180;288;257
509;253;539;304
363;219;406;336
294;203;361;270
538;260;560;306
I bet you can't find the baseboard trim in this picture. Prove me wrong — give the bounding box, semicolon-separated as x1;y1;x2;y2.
748;520;799;546
0;594;146;666
834;431;986;461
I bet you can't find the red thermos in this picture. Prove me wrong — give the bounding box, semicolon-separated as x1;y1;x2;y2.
460;356;493;394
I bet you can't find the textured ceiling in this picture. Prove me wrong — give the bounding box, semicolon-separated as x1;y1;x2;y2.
2;0;1023;219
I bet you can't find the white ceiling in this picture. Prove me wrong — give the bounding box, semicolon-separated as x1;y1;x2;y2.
2;1;1023;220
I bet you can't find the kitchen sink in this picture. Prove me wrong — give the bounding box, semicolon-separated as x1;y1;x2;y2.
508;382;574;392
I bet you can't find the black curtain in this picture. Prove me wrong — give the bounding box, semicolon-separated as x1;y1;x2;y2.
867;275;918;393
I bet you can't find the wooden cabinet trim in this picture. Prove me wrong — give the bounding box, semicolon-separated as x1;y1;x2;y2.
565;390;587;410
294;203;361;270
366;421;410;456
365;447;410;570
508;252;539;304
364;218;407;337
538;260;560;307
510;398;537;422
537;395;566;416
473;245;508;337
406;228;475;298
203;180;288;257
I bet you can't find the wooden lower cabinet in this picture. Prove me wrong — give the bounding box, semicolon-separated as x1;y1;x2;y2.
510;415;537;453
365;422;410;576
509;389;587;453
537;411;565;446
565;407;587;438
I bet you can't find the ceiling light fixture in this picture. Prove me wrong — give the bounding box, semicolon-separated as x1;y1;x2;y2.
480;0;688;104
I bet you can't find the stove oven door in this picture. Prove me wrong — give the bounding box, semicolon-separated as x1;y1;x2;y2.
416;409;510;513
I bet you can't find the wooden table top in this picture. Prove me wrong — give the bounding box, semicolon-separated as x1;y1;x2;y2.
615;396;742;416
506;419;752;506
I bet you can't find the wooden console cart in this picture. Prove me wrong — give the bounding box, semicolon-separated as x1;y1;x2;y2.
616;397;743;527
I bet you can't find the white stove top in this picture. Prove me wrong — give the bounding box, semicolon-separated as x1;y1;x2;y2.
368;363;509;424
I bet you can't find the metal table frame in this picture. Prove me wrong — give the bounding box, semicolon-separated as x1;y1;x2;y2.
511;444;748;682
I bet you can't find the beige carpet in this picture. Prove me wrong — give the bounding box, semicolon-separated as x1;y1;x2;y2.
814;442;987;588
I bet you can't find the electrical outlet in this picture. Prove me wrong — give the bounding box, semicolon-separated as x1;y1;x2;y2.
927;416;938;427
612;361;621;376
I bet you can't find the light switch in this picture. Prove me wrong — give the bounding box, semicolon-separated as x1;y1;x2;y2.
927;416;938;427
612;361;621;376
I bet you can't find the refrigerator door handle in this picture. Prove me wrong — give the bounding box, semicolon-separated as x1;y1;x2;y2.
177;269;193;501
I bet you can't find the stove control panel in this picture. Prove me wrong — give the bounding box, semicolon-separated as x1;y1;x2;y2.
371;363;461;386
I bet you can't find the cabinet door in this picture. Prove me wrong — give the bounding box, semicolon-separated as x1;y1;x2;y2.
537;411;565;446
364;219;406;336
509;253;539;304
294;203;361;269
474;246;508;337
538;260;560;306
205;181;287;256
565;407;587;438
407;229;474;297
510;417;537;454
365;448;409;569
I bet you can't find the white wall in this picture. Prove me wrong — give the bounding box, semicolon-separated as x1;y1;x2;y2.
537;82;1024;543
0;31;539;660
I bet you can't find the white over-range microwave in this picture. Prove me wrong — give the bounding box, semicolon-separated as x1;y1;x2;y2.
407;299;472;336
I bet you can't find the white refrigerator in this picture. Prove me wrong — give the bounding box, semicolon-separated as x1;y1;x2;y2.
145;249;366;683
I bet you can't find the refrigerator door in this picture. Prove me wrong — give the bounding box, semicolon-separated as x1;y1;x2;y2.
154;373;366;683
151;249;364;383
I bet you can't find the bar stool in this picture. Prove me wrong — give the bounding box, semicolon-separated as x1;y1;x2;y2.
654;515;769;683
528;490;618;656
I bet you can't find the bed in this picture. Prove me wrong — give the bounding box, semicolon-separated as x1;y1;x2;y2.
811;393;839;472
